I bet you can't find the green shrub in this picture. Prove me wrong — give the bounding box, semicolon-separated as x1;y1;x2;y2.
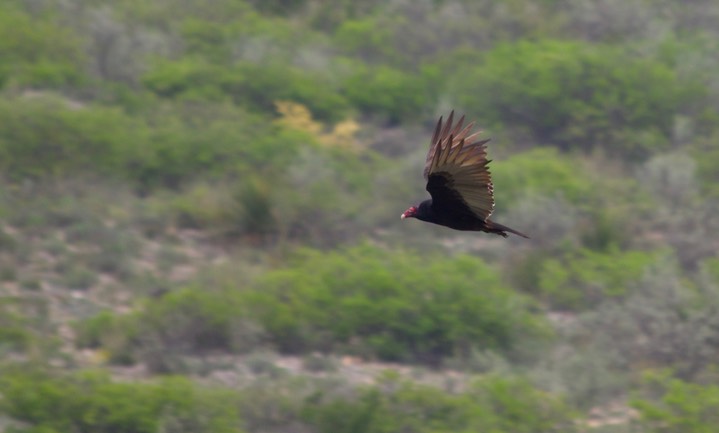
637;153;699;208
60;264;98;290
143;59;351;122
700;256;719;285
231;62;350;122
0;96;134;180
491;148;594;208
449;39;692;158
0;262;16;282
267;146;381;245
633;373;719;433
75;243;547;368
75;311;126;349
0;369;243;433
501;194;580;250
0;227;17;251
20;278;42;291
123;107;243;190
0;94;309;190
151;135;386;243
248;0;309;15
0;301;32;352
342;63;435;124
247;244;547;364
130;288;264;372
0;178;118;234
74;310;139;365
303;373;575;433
126;104;307;191
141;59;230;101
334;18;397;64
140;288;246;352
567;257;719;381
694;135;719;198
180;19;234;62
537;248;664;310
0;4;86;88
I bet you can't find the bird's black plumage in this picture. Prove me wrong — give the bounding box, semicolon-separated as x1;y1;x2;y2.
401;111;529;238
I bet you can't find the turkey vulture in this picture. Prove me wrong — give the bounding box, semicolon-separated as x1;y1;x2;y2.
401;111;529;238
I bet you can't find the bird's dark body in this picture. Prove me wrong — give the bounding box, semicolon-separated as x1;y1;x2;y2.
413;200;520;238
401;111;529;239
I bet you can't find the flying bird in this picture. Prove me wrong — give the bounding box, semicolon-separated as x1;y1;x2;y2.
401;111;529;238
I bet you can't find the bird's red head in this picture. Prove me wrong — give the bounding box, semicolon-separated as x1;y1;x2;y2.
400;206;418;220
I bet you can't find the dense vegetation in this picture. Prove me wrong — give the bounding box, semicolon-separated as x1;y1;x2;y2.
1;0;719;432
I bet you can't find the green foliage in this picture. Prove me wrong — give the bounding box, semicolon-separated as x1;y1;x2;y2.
0;95;303;190
492;148;594;207
161;142;381;243
303;373;576;433
246;0;309;15
110;0;252;23
114;288;265;372
140;288;247;353
123;105;248;190
0;226;18;251
342;63;436;124
0;4;86;88
232;62;350;122
143;60;350;122
449;39;691;158
334;18;396;64
566;257;719;383
2;1;719;428
142;59;230;101
700;256;719;286
75;311;127;349
247;244;547;364
60;264;97;290
633;373;719;433
538;248;664;310
87;244;545;367
234;177;276;235
161;181;241;231
0;96;133;180
0;369;244;433
0;299;32;352
74;310;138;365
638;153;699;208
180;19;234;62
694;135;719;198
268;146;383;245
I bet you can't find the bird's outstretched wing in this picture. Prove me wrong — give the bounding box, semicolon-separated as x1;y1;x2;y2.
423;111;495;221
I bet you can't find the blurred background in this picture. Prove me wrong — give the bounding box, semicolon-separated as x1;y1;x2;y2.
1;0;719;431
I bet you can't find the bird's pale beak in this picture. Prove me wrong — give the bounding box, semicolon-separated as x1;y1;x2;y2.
401;206;417;220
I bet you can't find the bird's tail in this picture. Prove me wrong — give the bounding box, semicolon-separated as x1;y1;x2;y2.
487;220;530;239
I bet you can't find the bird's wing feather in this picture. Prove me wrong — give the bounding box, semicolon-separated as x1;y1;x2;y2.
424;111;495;221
